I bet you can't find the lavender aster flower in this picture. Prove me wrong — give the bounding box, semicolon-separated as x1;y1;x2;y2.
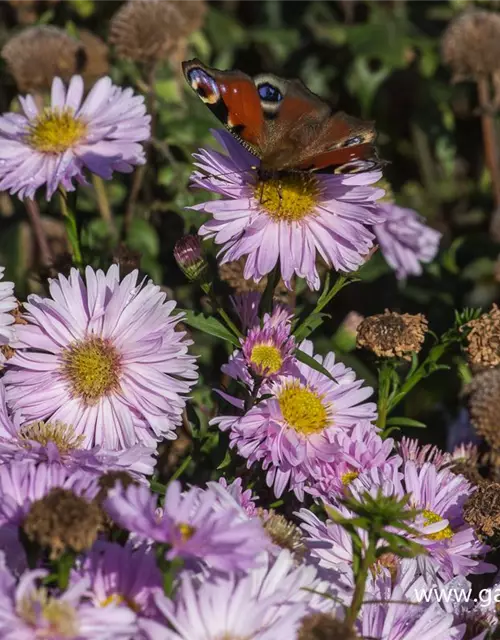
104;480;268;573
190;130;386;290
214;340;376;499
0;267;16;367
0;75;150;200
0;554;136;639
3;265;198;449
374;203;442;280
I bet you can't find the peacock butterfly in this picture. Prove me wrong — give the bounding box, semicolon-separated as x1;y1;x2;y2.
182;58;381;175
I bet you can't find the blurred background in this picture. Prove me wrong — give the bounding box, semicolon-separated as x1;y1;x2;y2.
1;0;499;464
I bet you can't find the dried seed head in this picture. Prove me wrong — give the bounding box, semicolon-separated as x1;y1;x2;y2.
2;26;80;92
466;367;500;448
112;244;142;277
450;443;484;486
259;509;306;562
76;30;109;84
298;613;359;640
95;471;137;505
356;310;428;360
109;0;207;64
23;488;101;559
463;305;500;368
219;257;293;307
463;481;500;538
442;10;500;81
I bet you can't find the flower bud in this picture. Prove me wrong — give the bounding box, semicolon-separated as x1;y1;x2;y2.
174;235;209;283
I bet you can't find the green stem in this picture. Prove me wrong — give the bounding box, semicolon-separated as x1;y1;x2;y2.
167;454;193;486
91;174;116;236
57;551;75;590
58;189;82;265
202;282;242;338
345;540;376;627
376;361;393;431
260;264;280;317
294;274;349;341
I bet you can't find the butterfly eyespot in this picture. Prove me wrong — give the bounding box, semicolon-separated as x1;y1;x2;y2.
257;83;283;103
187;68;220;104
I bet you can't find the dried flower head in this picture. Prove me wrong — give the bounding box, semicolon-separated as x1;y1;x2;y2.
23;488;102;559
75;30;109;84
463;481;500;538
466;368;500;448
442;10;500;81
463;304;500;368
356;310;428;360
450;443;484;486
298;613;359;640
2;26;80;92
109;0;206;64
219;257;293;306
96;471;137;505
259;509;306;562
112;243;141;277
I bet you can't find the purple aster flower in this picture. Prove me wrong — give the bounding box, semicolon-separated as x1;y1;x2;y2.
104;480;269;573
0;553;136;639
306;422;401;501
3;265;198;449
351;462;495;581
73;541;163;620
140;550;343;640
214;339;376;499
190;129;386;290
374;203;442;280
0;75;150;200
231;292;262;331
222;305;297;385
398;437;450;469
0;267;16;367
213;477;260;518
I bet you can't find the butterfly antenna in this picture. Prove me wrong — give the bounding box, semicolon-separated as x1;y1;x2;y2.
197;166;258;182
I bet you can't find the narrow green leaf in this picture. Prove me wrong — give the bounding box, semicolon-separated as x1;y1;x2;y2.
295;349;337;382
217;449;232;470
181;310;240;347
386;417;427;428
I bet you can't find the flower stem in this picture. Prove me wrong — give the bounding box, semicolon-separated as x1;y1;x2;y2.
345;538;376;627
58;188;82;266
376;361;394;431
260;264;281;317
202;282;242;339
24;198;52;268
91;174;116;236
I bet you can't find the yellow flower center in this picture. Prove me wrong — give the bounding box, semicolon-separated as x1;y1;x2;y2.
278;382;328;435
341;470;359;486
27;107;87;154
249;343;283;375
178;523;196;542
100;593;140;613
255;174;320;222
18;588;78;637
19;420;85;454
62;336;121;405
422;509;453;541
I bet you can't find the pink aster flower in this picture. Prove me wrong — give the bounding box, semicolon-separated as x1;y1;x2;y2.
73;541;163;620
3;265;198;449
398;437;450;470
190;129;386;290
213;477;260;518
231;292;262;331
0;553;136;639
0;75;150;200
104;480;268;574
0;267;16;367
214;340;376;499
374;203;442;280
306;422;401;501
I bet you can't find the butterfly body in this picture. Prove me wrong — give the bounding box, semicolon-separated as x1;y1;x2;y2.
182;59;380;175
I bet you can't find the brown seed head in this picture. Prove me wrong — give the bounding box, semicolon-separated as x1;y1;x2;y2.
259;509;306;562
466;367;500;448
109;0;207;64
219;257;293;307
298;613;359;640
463;481;500;538
76;30;109;84
2;26;80;92
356;310;428;360
442;10;500;81
23;488;101;559
463;305;500;368
96;471;137;505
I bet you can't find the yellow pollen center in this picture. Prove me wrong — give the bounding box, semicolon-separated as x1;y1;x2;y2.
249;344;283;375
278;382;328;435
19;420;85;454
27;107;87;154
101;593;140;613
255;174;320;222
422;509;454;541
18;588;78;637
62;336;121;405
178;523;196;542
341;470;359;486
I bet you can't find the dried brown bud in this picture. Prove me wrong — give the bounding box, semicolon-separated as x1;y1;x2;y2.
109;0;207;64
2;26;80;92
76;30;109;84
466;367;500;449
219;256;293;307
450;444;484;486
463;305;500;368
259;509;306;562
356;310;428;360
95;471;137;505
112;244;142;277
23;488;101;559
442;10;500;81
463;481;500;538
298;614;359;640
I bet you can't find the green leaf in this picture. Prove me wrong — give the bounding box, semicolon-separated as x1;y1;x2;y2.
217;449;232;470
295;350;337;382
293;312;330;342
181;310;240;347
385;417;427;428
127;218;159;258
